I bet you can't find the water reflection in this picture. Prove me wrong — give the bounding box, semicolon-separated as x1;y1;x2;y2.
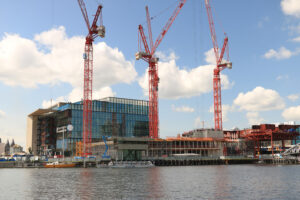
213;166;230;200
78;169;93;200
147;167;164;199
0;166;300;200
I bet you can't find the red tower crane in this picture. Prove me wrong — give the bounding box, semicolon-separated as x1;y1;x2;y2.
204;0;232;130
77;0;105;156
136;0;187;139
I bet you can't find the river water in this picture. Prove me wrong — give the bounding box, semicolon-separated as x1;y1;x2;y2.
0;165;299;200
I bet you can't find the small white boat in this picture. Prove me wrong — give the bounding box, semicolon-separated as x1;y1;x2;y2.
44;161;76;168
107;161;154;168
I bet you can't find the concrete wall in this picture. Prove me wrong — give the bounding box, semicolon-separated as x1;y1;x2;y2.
192;129;224;139
26;116;38;155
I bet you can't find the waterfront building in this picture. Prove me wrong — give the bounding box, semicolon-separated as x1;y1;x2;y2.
9;144;24;155
91;129;225;161
224;123;300;157
26;97;149;156
0;142;5;156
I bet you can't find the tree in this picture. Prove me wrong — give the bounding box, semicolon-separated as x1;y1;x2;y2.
11;139;15;147
28;147;33;155
5;140;10;154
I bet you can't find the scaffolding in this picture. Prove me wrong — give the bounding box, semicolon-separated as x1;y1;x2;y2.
76;141;83;157
241;124;300;157
148;137;224;158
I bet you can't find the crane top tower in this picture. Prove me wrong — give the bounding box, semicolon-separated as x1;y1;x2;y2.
136;0;187;139
78;0;105;40
204;0;232;131
77;0;105;156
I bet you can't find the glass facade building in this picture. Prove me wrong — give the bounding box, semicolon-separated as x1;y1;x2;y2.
36;97;149;156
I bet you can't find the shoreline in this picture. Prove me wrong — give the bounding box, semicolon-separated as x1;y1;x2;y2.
0;157;299;168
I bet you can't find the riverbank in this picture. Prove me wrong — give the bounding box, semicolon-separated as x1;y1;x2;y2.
0;156;299;168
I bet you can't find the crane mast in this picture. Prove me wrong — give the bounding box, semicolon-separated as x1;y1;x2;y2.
136;0;186;139
204;0;232;131
77;0;105;156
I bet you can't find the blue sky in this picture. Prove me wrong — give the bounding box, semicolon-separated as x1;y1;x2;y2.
0;0;300;148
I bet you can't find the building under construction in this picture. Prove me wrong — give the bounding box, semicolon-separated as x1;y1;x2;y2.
26;97;149;156
224;123;300;157
26;98;300;161
90;129;225;161
88;123;300;162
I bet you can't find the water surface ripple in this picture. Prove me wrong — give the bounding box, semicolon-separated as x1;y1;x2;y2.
0;165;299;200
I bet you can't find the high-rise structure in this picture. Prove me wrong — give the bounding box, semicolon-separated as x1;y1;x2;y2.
26;97;149;156
5;140;10;155
0;139;5;156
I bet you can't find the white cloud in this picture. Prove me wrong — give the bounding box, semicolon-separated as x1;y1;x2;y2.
263;47;296;60
204;48;216;65
276;74;289;80
234;86;285;111
138;50;233;99
288;24;300;34
281;0;300;18
292;36;300;42
42;86;116;108
171;105;195;113
282;105;300;121
287;94;299;101
68;86;116;102
258;16;270;28
42;96;66;109
209;104;234;122
246;112;264;125
194;117;203;128
0;110;5;118
0;26;137;93
0;128;25;149
155;51;178;62
222;105;235;122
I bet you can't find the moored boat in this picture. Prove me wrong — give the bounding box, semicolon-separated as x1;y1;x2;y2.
107;161;154;168
44;161;76;168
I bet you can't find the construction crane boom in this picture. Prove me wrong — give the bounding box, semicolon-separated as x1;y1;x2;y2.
136;0;186;139
77;0;105;157
146;7;154;51
78;0;90;32
152;0;186;54
138;25;150;55
204;0;232;131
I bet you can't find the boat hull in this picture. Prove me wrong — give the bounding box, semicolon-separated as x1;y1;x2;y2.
44;163;76;168
108;161;154;168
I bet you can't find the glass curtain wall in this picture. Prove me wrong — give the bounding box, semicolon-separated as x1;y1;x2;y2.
55;98;149;155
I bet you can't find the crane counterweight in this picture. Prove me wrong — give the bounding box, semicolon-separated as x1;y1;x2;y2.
97;25;105;38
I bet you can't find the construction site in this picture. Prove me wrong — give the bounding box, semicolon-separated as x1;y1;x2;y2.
21;0;300;167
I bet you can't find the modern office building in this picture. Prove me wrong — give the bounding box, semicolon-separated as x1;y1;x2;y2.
26;97;149;156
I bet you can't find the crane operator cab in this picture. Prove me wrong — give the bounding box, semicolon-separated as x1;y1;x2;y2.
97;25;105;38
